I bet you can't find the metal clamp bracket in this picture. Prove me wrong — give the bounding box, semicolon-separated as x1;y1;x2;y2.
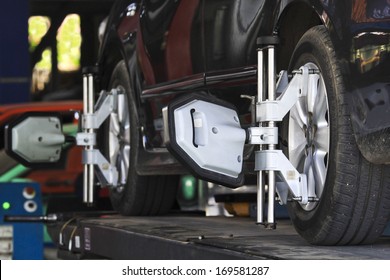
255;150;308;205
82;89;119;130
76;132;96;146
82;149;118;187
254;40;313;228
247;126;278;145
256;66;310;122
80;70;122;204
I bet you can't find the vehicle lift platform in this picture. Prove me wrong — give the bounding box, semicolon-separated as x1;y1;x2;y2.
48;212;390;260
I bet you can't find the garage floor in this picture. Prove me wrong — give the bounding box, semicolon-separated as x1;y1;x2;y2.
51;213;390;259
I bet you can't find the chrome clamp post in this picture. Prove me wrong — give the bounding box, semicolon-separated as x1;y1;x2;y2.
82;68;97;205
255;37;314;228
256;36;280;229
80;67;120;205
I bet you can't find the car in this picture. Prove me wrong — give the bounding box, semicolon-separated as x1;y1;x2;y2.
89;0;390;245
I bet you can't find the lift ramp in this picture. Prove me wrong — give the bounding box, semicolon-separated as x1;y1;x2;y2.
46;212;390;260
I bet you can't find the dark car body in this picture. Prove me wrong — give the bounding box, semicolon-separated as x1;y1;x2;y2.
97;0;390;174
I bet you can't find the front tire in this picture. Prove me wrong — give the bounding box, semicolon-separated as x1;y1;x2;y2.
284;26;390;245
105;60;178;215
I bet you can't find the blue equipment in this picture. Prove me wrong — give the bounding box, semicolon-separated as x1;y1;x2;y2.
0;182;43;259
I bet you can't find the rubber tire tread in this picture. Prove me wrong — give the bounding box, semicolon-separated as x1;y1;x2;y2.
286;26;390;245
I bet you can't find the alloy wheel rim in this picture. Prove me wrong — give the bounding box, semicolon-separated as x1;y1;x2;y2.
288;63;330;211
108;86;131;191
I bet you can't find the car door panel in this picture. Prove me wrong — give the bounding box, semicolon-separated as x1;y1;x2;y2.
203;0;278;73
139;0;204;86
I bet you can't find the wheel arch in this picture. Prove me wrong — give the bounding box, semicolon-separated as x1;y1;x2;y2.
96;1;141;91
97;25;145;121
275;1;389;165
275;1;353;87
98;36;126;90
276;2;325;71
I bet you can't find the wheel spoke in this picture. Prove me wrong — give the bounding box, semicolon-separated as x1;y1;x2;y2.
314;125;329;152
118;94;129;125
312;77;328;126
109;133;120;163
289;101;307;169
122;126;131;145
117;153;125;184
303;152;316;197
313;149;327;197
118;145;130;184
290;98;308;130
110;113;121;136
289;141;306;169
122;145;130;172
307;74;320;114
307;165;316;198
303;149;312;175
109;113;121;162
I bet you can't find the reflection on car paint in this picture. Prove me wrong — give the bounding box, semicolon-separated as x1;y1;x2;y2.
351;32;390;73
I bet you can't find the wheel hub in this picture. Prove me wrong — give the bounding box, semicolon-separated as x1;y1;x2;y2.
305;116;318;150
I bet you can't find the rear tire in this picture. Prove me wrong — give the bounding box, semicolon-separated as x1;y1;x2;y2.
284;26;390;245
105;61;178;215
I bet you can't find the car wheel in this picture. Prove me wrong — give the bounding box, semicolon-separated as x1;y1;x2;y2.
104;60;178;215
283;26;390;245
